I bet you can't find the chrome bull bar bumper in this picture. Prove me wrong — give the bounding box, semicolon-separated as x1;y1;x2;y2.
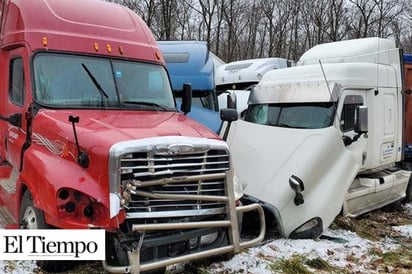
102;203;266;274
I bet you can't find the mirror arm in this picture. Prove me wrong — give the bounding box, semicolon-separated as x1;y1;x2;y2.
0;113;22;127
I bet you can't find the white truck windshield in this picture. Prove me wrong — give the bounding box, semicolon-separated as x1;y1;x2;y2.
244;103;335;129
33;53;176;110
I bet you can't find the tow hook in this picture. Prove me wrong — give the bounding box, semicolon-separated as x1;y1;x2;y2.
289;175;305;206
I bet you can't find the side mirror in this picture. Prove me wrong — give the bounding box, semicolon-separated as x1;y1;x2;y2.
354;105;368;134
289;174;304;206
227;93;237;109
220;108;238;122
289;174;304;193
345;105;368;145
180;83;192;115
220;108;238;141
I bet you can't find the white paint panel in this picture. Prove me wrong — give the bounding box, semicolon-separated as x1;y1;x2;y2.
384;94;395;136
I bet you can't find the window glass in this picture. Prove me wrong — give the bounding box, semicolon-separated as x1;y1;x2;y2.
175;90;218;111
340;95;363;132
245;102;335;129
33;53;175;110
9;58;24;105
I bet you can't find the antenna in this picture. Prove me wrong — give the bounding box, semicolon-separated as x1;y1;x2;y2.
319;60;341;129
375;37;380;95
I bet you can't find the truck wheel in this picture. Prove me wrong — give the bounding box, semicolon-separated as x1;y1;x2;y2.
19;190;74;273
20;190;50;229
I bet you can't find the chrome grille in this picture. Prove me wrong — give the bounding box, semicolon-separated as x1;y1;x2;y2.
117;144;230;221
120;150;230;178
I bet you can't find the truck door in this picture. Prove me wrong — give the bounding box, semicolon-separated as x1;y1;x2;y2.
1;48;28;170
339;92;368;166
340;90;394;214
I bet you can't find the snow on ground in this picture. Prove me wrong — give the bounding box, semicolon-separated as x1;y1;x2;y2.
0;203;411;273
206;203;412;274
207;228;401;274
0;261;37;274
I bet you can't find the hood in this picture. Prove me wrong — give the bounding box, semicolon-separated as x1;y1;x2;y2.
226;120;360;236
27;109;221;221
31;109;218;169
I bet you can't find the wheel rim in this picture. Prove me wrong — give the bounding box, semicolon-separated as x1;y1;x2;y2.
22;206;38;229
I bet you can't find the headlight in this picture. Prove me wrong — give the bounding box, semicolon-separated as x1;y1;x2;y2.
57;188;107;224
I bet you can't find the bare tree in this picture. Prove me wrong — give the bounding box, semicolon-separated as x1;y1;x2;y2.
261;0;295;58
109;0;412;61
326;0;348;41
398;2;412;51
175;0;197;40
238;0;261;59
198;0;218;44
219;0;250;61
347;0;379;38
372;0;405;38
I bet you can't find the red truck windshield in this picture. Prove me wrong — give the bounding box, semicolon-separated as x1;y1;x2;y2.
32;52;176;110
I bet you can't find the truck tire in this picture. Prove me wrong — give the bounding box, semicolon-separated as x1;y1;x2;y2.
19;190;74;273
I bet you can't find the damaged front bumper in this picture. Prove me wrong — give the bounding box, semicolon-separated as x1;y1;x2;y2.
102;203;265;274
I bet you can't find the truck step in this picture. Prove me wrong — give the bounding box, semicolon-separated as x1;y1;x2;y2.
0;167;17;194
345;196;401;218
344;169;410;217
0;206;16;228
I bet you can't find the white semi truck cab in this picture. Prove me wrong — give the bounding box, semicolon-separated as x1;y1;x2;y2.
224;37;412;239
216;58;293;114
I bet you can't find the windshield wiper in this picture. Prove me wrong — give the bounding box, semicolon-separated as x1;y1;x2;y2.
123;101;171;111
82;63;109;99
277;123;310;129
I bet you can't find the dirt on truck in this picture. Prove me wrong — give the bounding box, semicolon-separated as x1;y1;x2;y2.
0;0;264;273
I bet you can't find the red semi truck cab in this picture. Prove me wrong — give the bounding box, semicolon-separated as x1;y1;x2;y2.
0;0;264;273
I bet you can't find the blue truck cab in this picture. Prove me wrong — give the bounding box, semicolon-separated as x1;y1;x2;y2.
158;41;222;133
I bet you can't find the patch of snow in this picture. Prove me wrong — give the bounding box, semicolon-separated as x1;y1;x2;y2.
403;202;412;217
207;203;412;274
393;225;412;237
393;203;412;237
0;260;37;274
0;203;411;273
207;227;403;274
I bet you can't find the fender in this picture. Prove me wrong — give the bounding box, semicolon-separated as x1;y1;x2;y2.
18;144;113;229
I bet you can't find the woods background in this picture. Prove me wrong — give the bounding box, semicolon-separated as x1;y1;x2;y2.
109;0;412;62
